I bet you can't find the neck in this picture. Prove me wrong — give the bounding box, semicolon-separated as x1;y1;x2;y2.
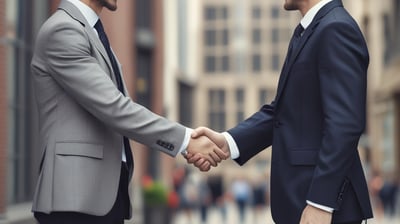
299;0;322;16
80;0;102;15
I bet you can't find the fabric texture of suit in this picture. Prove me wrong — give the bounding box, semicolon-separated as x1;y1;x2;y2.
31;0;186;217
228;1;373;223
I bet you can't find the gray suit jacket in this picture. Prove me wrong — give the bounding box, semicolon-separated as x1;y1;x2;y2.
31;0;185;216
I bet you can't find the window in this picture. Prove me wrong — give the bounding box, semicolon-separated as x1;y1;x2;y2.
205;56;217;73
252;54;262;72
252;6;262;19
221;55;230;72
259;89;269;105
236;89;245;122
252;28;262;44
271;6;280;19
136;0;152;28
271;27;279;43
205;6;217;20
205;29;217;46
395;2;400;56
272;54;280;71
383;14;391;64
208;89;226;131
179;81;194;127
222;29;229;45
222;6;229;20
203;5;230;74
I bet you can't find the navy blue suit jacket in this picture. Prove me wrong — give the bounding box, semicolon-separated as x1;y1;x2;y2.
228;1;373;223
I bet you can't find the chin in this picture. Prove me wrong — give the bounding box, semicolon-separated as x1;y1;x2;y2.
284;3;298;11
102;0;118;11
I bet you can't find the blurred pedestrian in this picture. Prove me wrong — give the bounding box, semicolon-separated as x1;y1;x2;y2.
368;170;384;219
252;178;268;223
198;176;212;224
179;167;198;222
232;177;251;224
207;175;228;223
379;177;399;217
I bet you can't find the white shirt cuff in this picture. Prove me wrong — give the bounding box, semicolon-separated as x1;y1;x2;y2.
222;132;240;159
178;128;193;155
306;200;334;213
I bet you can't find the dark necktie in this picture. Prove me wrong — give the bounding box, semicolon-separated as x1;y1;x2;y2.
276;23;305;99
286;23;304;64
94;19;125;95
94;19;133;172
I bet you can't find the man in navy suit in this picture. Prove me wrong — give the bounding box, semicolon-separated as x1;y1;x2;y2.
189;0;373;223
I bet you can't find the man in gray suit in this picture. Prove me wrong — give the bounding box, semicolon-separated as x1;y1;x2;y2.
30;0;227;223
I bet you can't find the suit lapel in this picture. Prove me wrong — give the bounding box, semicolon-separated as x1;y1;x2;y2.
275;25;317;103
58;0;116;83
274;0;344;105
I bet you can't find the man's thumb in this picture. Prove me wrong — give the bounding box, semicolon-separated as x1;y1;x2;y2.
191;127;206;138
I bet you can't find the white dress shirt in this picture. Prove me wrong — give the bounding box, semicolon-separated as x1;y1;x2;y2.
225;0;334;213
67;0;191;160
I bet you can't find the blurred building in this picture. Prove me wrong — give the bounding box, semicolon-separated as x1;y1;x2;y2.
359;0;400;180
165;0;400;185
0;0;399;223
164;0;299;181
0;0;49;223
0;0;6;220
0;0;171;223
342;0;400;182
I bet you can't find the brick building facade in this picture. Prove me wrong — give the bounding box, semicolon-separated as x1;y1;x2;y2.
0;0;168;224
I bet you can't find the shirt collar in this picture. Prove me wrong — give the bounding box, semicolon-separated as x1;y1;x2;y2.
300;0;333;29
67;0;99;27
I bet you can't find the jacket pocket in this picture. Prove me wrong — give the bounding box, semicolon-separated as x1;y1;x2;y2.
288;147;318;166
55;142;103;159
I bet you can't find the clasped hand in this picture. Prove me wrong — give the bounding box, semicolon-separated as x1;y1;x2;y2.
185;127;230;171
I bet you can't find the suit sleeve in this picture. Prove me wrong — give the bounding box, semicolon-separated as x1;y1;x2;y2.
306;21;368;209
35;21;186;157
227;103;275;165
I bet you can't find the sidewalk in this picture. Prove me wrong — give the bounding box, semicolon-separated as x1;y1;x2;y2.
173;203;272;224
368;216;400;224
172;203;400;224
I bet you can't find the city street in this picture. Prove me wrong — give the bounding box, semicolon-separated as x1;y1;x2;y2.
171;202;400;224
173;203;273;224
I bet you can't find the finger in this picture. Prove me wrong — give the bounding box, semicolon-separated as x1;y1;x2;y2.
194;158;206;167
184;152;194;161
184;154;194;164
194;157;208;171
191;127;207;138
200;161;211;172
214;148;229;160
206;155;217;167
209;151;222;164
187;153;203;164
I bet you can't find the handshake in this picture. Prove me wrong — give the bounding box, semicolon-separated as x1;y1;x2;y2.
185;127;231;172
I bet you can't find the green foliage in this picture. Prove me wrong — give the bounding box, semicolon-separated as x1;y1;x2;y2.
142;181;168;205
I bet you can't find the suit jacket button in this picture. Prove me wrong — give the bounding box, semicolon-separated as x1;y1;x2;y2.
338;193;343;201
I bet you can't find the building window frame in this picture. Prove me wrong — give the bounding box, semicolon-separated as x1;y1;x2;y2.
208;89;226;132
